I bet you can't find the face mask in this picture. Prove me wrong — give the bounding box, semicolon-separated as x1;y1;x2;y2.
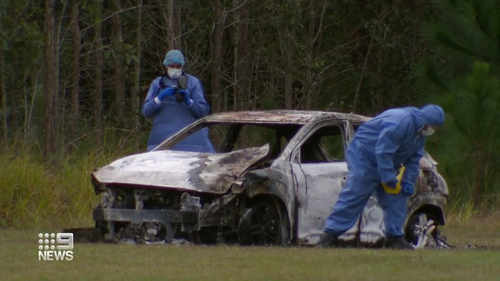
167;68;182;79
421;126;435;137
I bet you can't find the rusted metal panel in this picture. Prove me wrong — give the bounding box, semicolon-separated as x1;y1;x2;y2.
92;144;269;194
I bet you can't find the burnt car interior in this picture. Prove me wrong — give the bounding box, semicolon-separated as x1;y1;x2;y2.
173;122;345;165
211;123;301;155
158;121;301;155
299;125;345;163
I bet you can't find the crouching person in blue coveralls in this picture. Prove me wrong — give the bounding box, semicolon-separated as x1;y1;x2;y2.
316;104;445;250
142;50;216;153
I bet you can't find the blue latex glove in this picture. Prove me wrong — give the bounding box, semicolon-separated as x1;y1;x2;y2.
157;87;176;101
178;89;193;106
401;183;415;196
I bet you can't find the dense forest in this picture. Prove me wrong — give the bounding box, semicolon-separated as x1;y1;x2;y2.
1;0;499;220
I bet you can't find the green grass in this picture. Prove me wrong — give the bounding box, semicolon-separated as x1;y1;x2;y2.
1;228;499;281
0;152;99;229
442;211;500;248
0;146;136;230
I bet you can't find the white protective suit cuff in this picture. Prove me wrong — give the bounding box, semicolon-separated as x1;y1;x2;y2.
154;97;162;104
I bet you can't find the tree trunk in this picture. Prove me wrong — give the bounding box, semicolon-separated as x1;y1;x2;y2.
165;0;176;50
232;0;249;111
9;53;19;130
174;3;182;50
43;0;59;157
284;62;293;109
132;0;143;151
112;0;125;126
474;146;484;202
211;0;223;113
94;0;103;146
305;0;315;110
69;0;81;141
352;37;373;113
0;12;6;143
232;0;240;111
284;27;295;109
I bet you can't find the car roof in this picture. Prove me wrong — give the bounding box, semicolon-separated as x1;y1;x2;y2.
204;110;371;125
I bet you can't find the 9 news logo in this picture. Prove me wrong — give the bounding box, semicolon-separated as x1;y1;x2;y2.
38;233;74;261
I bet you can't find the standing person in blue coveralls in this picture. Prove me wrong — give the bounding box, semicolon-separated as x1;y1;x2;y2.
142;50;216;153
316;104;445;250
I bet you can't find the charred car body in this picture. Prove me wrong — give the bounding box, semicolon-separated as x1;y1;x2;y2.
91;110;449;248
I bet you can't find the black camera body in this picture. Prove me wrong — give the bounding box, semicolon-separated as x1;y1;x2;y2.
159;74;188;103
175;75;188;103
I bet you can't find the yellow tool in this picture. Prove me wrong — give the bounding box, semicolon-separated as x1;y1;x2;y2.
382;166;406;194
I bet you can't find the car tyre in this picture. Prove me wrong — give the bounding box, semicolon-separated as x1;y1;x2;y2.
406;213;450;249
237;198;290;246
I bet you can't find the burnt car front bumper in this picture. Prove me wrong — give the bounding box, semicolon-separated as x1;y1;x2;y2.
93;208;200;231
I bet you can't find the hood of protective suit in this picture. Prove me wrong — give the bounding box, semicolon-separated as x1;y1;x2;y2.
420;105;445;126
91;144;269;194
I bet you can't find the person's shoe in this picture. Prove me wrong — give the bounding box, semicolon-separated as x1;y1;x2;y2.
383;236;415;250
315;232;338;248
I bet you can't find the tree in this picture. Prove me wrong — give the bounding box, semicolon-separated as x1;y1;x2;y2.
43;0;60;157
0;5;6;143
112;0;126;125
421;0;500;201
232;0;250;111
131;0;143;151
164;0;181;50
69;0;81;141
449;62;500;199
210;0;224;113
93;0;104;146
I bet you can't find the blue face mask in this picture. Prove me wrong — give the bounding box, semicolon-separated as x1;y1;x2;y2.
168;68;182;79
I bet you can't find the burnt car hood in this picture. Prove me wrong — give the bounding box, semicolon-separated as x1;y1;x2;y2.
92;144;270;194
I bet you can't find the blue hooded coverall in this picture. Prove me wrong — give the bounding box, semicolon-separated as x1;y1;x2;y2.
324;105;445;238
142;74;216;152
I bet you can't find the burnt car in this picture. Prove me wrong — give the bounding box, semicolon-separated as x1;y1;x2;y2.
91;110;449;248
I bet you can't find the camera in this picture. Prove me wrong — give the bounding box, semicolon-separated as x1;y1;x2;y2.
175;75;188;103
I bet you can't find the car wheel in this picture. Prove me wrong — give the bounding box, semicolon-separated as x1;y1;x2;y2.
237;199;290;246
406;213;450;249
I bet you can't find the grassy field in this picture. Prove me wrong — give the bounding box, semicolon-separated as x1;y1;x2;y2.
1;214;500;281
442;211;500;249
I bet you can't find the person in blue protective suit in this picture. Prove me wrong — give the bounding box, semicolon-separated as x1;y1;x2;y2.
316;104;445;250
142;50;216;153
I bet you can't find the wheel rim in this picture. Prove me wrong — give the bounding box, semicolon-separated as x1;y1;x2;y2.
411;214;437;249
248;204;282;245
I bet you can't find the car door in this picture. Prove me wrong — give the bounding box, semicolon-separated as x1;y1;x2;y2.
289;121;360;245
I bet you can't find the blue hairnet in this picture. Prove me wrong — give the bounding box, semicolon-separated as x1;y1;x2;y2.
421;104;445;126
163;50;185;66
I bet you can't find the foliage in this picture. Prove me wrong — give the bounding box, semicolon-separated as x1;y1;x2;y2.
0;131;140;230
420;0;500;202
